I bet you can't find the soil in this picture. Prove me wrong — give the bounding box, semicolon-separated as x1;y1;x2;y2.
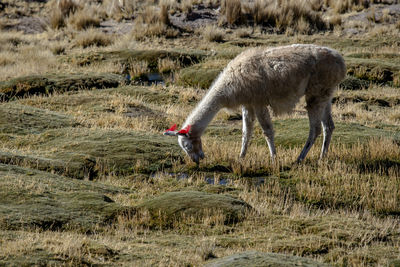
170;5;219;32
2;17;47;34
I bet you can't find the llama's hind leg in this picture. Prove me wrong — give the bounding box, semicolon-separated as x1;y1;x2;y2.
240;106;255;158
320;102;335;159
297;99;324;162
255;106;276;160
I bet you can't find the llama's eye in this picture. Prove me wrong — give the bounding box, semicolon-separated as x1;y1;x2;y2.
185;142;193;151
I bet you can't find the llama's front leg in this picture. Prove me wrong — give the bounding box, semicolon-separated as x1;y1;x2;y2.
240;106;255;158
255;106;276;160
320;102;335;159
297;103;324;162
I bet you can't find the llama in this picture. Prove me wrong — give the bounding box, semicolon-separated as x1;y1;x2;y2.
164;44;346;164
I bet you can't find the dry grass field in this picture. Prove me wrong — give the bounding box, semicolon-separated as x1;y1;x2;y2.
0;0;400;266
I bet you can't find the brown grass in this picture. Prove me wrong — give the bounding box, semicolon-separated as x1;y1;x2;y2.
75;29;113;48
49;8;65;29
201;24;225;42
131;2;179;40
128;60;149;78
221;0;242;26
325;0;370;14
57;0;79;16
158;58;180;73
327;14;342;28
242;0;275;25
159;2;171;26
68;7;100;30
241;0;326;33
235;27;252;38
133;22;179;40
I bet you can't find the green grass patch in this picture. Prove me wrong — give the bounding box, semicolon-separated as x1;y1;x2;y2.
65;49;208;70
204;251;330;267
177;59;228;89
1;128;180;179
0;73;123;101
0;103;77;136
0;164;128;231
134;191;251;228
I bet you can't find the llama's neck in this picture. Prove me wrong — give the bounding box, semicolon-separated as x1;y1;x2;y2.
183;89;225;138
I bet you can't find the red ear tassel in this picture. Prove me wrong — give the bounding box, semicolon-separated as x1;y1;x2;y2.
165;124;177;132
178;125;191;135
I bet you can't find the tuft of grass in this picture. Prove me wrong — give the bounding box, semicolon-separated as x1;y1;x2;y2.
68;7;100;30
201;25;225;42
221;0;242;26
241;0;327;33
0;52;14;67
235;27;252;38
158;57;180;74
327;14;342;28
131;2;179;40
159;1;171;26
50;44;66;55
133;22;179;40
57;0;79;17
49;8;65;29
75;29;113;48
329;0;369;14
243;0;274;25
127;60;149;80
47;0;80;29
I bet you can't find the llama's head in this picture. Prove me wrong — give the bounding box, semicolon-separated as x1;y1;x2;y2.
164;124;204;164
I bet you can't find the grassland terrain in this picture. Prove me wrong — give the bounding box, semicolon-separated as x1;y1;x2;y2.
0;0;400;266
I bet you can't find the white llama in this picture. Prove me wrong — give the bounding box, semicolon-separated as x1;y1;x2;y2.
164;44;346;164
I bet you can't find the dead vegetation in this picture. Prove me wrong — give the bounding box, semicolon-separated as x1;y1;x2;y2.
75;28;113;48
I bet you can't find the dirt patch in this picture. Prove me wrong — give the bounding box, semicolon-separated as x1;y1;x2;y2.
170;5;219;31
100;19;135;35
343;4;400;35
2;16;47;34
346;4;400;24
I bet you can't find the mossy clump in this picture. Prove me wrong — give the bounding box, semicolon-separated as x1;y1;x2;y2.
67;49;208;70
0;164;127;231
1;129;180;179
177;63;223;89
345;57;400;86
0;100;180;179
0;73;123;101
0;250;67;267
339;76;370;90
0;103;77;136
204;251;330;267
134;191;252;228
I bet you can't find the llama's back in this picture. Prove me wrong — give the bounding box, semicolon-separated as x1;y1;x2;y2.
215;44;345;115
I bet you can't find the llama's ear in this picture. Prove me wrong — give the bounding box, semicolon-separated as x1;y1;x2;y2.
163;124;178;136
177;125;191;137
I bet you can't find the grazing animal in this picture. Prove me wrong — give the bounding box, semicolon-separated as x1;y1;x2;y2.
164;44;346;164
